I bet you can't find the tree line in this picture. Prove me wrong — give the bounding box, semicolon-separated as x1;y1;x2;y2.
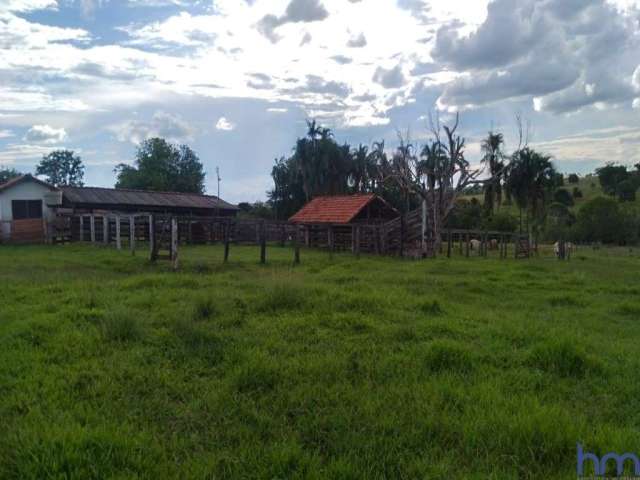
265;117;640;245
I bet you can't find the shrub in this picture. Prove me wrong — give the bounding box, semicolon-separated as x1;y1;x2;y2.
575;197;637;244
100;308;142;342
553;188;574;207
572;187;583;199
423;340;475;374
485;212;518;232
568;173;580;184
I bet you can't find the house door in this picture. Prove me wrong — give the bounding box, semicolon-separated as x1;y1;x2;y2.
11;200;44;243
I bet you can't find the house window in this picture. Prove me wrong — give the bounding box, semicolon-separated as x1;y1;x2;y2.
12;200;43;220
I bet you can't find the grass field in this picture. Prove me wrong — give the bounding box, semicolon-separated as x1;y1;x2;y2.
1;243;640;479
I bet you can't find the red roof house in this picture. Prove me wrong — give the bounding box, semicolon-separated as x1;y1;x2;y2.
289;194;398;225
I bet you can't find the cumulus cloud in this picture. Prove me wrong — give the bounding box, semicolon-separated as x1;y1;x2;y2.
347;32;367;48
215;117;235;131
434;0;640;112
24;125;67;144
0;0;56;13
373;65;406;89
113;111;194;144
257;0;329;43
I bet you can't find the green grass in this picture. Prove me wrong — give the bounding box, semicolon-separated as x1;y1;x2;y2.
1;243;640;478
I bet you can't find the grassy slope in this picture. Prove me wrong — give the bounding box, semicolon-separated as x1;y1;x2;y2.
464;176;640;215
1;244;640;479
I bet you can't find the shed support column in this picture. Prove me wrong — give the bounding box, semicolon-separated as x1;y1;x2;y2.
102;216;108;245
90;215;96;243
171;217;179;270
115;215;121;250
79;215;85;242
149;215;155;260
129;216;136;255
149;215;157;261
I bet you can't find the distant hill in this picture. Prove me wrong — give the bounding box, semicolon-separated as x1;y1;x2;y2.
462;174;640;215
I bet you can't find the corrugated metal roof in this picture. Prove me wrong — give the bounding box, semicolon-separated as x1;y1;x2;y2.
61;186;238;211
289;194;378;224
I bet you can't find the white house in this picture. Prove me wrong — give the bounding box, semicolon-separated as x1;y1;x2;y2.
0;175;57;243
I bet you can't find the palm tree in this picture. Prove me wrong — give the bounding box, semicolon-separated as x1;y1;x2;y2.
505;147;556;234
351;144;369;193
481;132;505;214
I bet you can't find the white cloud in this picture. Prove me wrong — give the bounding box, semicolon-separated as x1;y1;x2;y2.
0;0;56;13
24;124;67;144
112;111;194;144
267;107;288;113
215;117;235;131
0;129;14;138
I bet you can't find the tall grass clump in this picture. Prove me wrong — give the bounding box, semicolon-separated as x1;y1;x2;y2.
257;282;306;314
192;296;218;321
423;340;475;374
528;338;599;378
100;308;143;342
420;300;444;316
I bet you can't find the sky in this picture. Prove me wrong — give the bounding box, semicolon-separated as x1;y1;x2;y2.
0;0;639;203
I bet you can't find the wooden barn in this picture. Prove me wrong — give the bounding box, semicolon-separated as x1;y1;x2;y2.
289;194;398;250
0;175;237;244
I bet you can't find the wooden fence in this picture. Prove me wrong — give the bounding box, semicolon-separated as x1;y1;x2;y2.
51;211;531;269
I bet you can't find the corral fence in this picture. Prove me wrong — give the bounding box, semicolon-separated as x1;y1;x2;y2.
49;210;547;268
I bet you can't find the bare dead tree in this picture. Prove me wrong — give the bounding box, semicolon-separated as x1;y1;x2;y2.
380;112;485;251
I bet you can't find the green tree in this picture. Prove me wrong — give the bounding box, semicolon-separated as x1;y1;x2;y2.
480;131;506;214
36;150;84;186
553;188;574;207
115;138;205;194
505;148;556;234
596;163;630;197
0;167;21;184
568;173;580;184
617;178;638;202
572;187;583;199
575;197;636;244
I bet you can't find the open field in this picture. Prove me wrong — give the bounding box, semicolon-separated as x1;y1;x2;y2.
1;244;640;478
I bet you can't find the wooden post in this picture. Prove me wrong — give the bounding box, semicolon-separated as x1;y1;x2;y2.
482;231;488;258
294;225;300;265
399;215;405;257
304;225;310;247
465;232;470;258
280;224;286;247
149;215;157;261
170;217;179;270
447;229;452;258
129;216;136;255
260;221;266;264
328;225;334;258
79;215;85;242
90;215;96;243
149;215;156;261
459;232;463;255
187;221;193;245
223;222;230;263
115;215;121;250
103;216;109;245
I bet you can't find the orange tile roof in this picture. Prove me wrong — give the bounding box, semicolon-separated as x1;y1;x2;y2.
289;194;378;224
